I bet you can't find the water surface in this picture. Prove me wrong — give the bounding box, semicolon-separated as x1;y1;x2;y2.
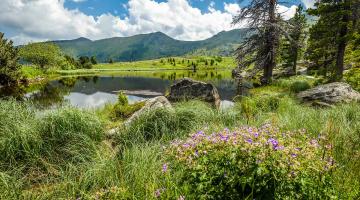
1;70;241;108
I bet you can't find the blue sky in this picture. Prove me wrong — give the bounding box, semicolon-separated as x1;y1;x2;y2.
0;0;311;45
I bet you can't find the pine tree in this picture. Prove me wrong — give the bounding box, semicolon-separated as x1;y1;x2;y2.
307;0;359;80
0;33;20;85
281;5;307;74
232;0;283;84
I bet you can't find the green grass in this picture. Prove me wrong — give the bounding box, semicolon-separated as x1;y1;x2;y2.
0;75;359;199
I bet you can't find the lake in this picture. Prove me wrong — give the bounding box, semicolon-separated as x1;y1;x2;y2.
0;70;244;109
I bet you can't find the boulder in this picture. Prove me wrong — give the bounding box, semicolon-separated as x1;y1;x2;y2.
167;78;221;108
124;96;173;126
297;82;360;104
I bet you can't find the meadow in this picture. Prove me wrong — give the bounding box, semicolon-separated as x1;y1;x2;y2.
1;75;359;199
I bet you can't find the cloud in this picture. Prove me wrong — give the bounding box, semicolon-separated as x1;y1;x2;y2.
0;0;297;45
301;0;316;8
71;0;87;2
277;5;298;20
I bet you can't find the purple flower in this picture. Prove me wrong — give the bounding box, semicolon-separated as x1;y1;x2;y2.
154;189;161;198
162;163;168;173
291;153;297;158
253;132;259;138
274;145;284;150
267;138;279;149
246;138;253;144
194;150;199;157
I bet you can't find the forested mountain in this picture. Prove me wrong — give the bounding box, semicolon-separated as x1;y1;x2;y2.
53;29;248;62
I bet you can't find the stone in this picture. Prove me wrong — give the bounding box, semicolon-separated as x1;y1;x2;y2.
297;82;360;104
124;96;173;126
167;78;221;108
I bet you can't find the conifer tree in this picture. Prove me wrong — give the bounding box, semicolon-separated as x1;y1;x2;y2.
307;0;359;80
281;5;307;74
0;33;20;85
233;0;283;84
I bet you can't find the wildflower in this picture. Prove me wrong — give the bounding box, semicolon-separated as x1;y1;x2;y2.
162;163;168;173
246;138;253;144
194;150;199;157
274;145;284;150
291;153;297;158
253;132;259;138
154;189;161;198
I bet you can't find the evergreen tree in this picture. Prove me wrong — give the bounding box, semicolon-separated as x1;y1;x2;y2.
307;0;360;80
90;56;97;65
0;33;20;85
232;0;283;84
281;5;307;74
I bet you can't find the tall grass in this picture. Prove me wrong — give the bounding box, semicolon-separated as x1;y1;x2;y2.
0;77;359;199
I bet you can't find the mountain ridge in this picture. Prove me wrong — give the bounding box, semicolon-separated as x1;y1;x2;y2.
53;29;248;62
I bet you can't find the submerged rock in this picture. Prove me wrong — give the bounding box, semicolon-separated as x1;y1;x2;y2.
167;78;221;108
124;96;173;126
297;82;360;104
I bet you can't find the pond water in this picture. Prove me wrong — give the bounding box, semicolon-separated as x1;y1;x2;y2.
0;70;245;109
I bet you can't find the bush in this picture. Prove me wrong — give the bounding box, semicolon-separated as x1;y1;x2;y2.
163;125;337;199
117;92;128;106
345;67;360;91
113;101;144;119
289;81;311;93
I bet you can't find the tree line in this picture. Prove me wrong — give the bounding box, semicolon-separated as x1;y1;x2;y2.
233;0;360;84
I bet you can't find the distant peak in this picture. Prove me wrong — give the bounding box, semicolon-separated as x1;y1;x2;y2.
74;37;91;42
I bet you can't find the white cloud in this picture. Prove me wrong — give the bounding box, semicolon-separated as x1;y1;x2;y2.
277;5;298;20
0;0;297;45
301;0;316;8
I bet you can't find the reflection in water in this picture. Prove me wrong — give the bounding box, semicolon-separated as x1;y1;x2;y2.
0;70;246;109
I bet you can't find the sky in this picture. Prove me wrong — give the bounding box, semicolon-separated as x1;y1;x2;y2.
0;0;315;45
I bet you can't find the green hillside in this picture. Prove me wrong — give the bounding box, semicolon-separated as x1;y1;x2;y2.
53;29;247;62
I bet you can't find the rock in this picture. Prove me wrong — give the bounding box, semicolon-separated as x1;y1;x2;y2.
167;78;221;108
124;96;173;126
297;82;360;104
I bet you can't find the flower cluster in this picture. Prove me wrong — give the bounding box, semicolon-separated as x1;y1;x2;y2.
163;124;337;199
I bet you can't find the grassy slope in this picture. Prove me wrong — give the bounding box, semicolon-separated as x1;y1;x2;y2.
56;56;236;75
1;75;359;199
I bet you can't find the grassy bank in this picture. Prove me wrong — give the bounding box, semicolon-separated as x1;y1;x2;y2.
0;76;359;199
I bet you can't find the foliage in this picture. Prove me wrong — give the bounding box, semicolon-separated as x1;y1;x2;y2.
345;67;360;91
78;56;93;69
19;42;62;70
289;81;311;93
164;125;337;199
280;5;307;73
117;92;128;106
307;0;360;80
113;101;145;119
0;33;20;85
232;0;284;84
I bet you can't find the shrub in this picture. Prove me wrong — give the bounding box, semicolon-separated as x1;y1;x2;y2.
163;125;337;199
117;92;129;106
289;81;311;93
345;67;360;91
113;101;144;119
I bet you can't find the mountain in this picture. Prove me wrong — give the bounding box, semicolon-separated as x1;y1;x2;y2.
53;29;248;62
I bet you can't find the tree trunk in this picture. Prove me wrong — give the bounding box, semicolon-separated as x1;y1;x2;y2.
262;0;277;85
292;47;298;74
335;0;350;80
